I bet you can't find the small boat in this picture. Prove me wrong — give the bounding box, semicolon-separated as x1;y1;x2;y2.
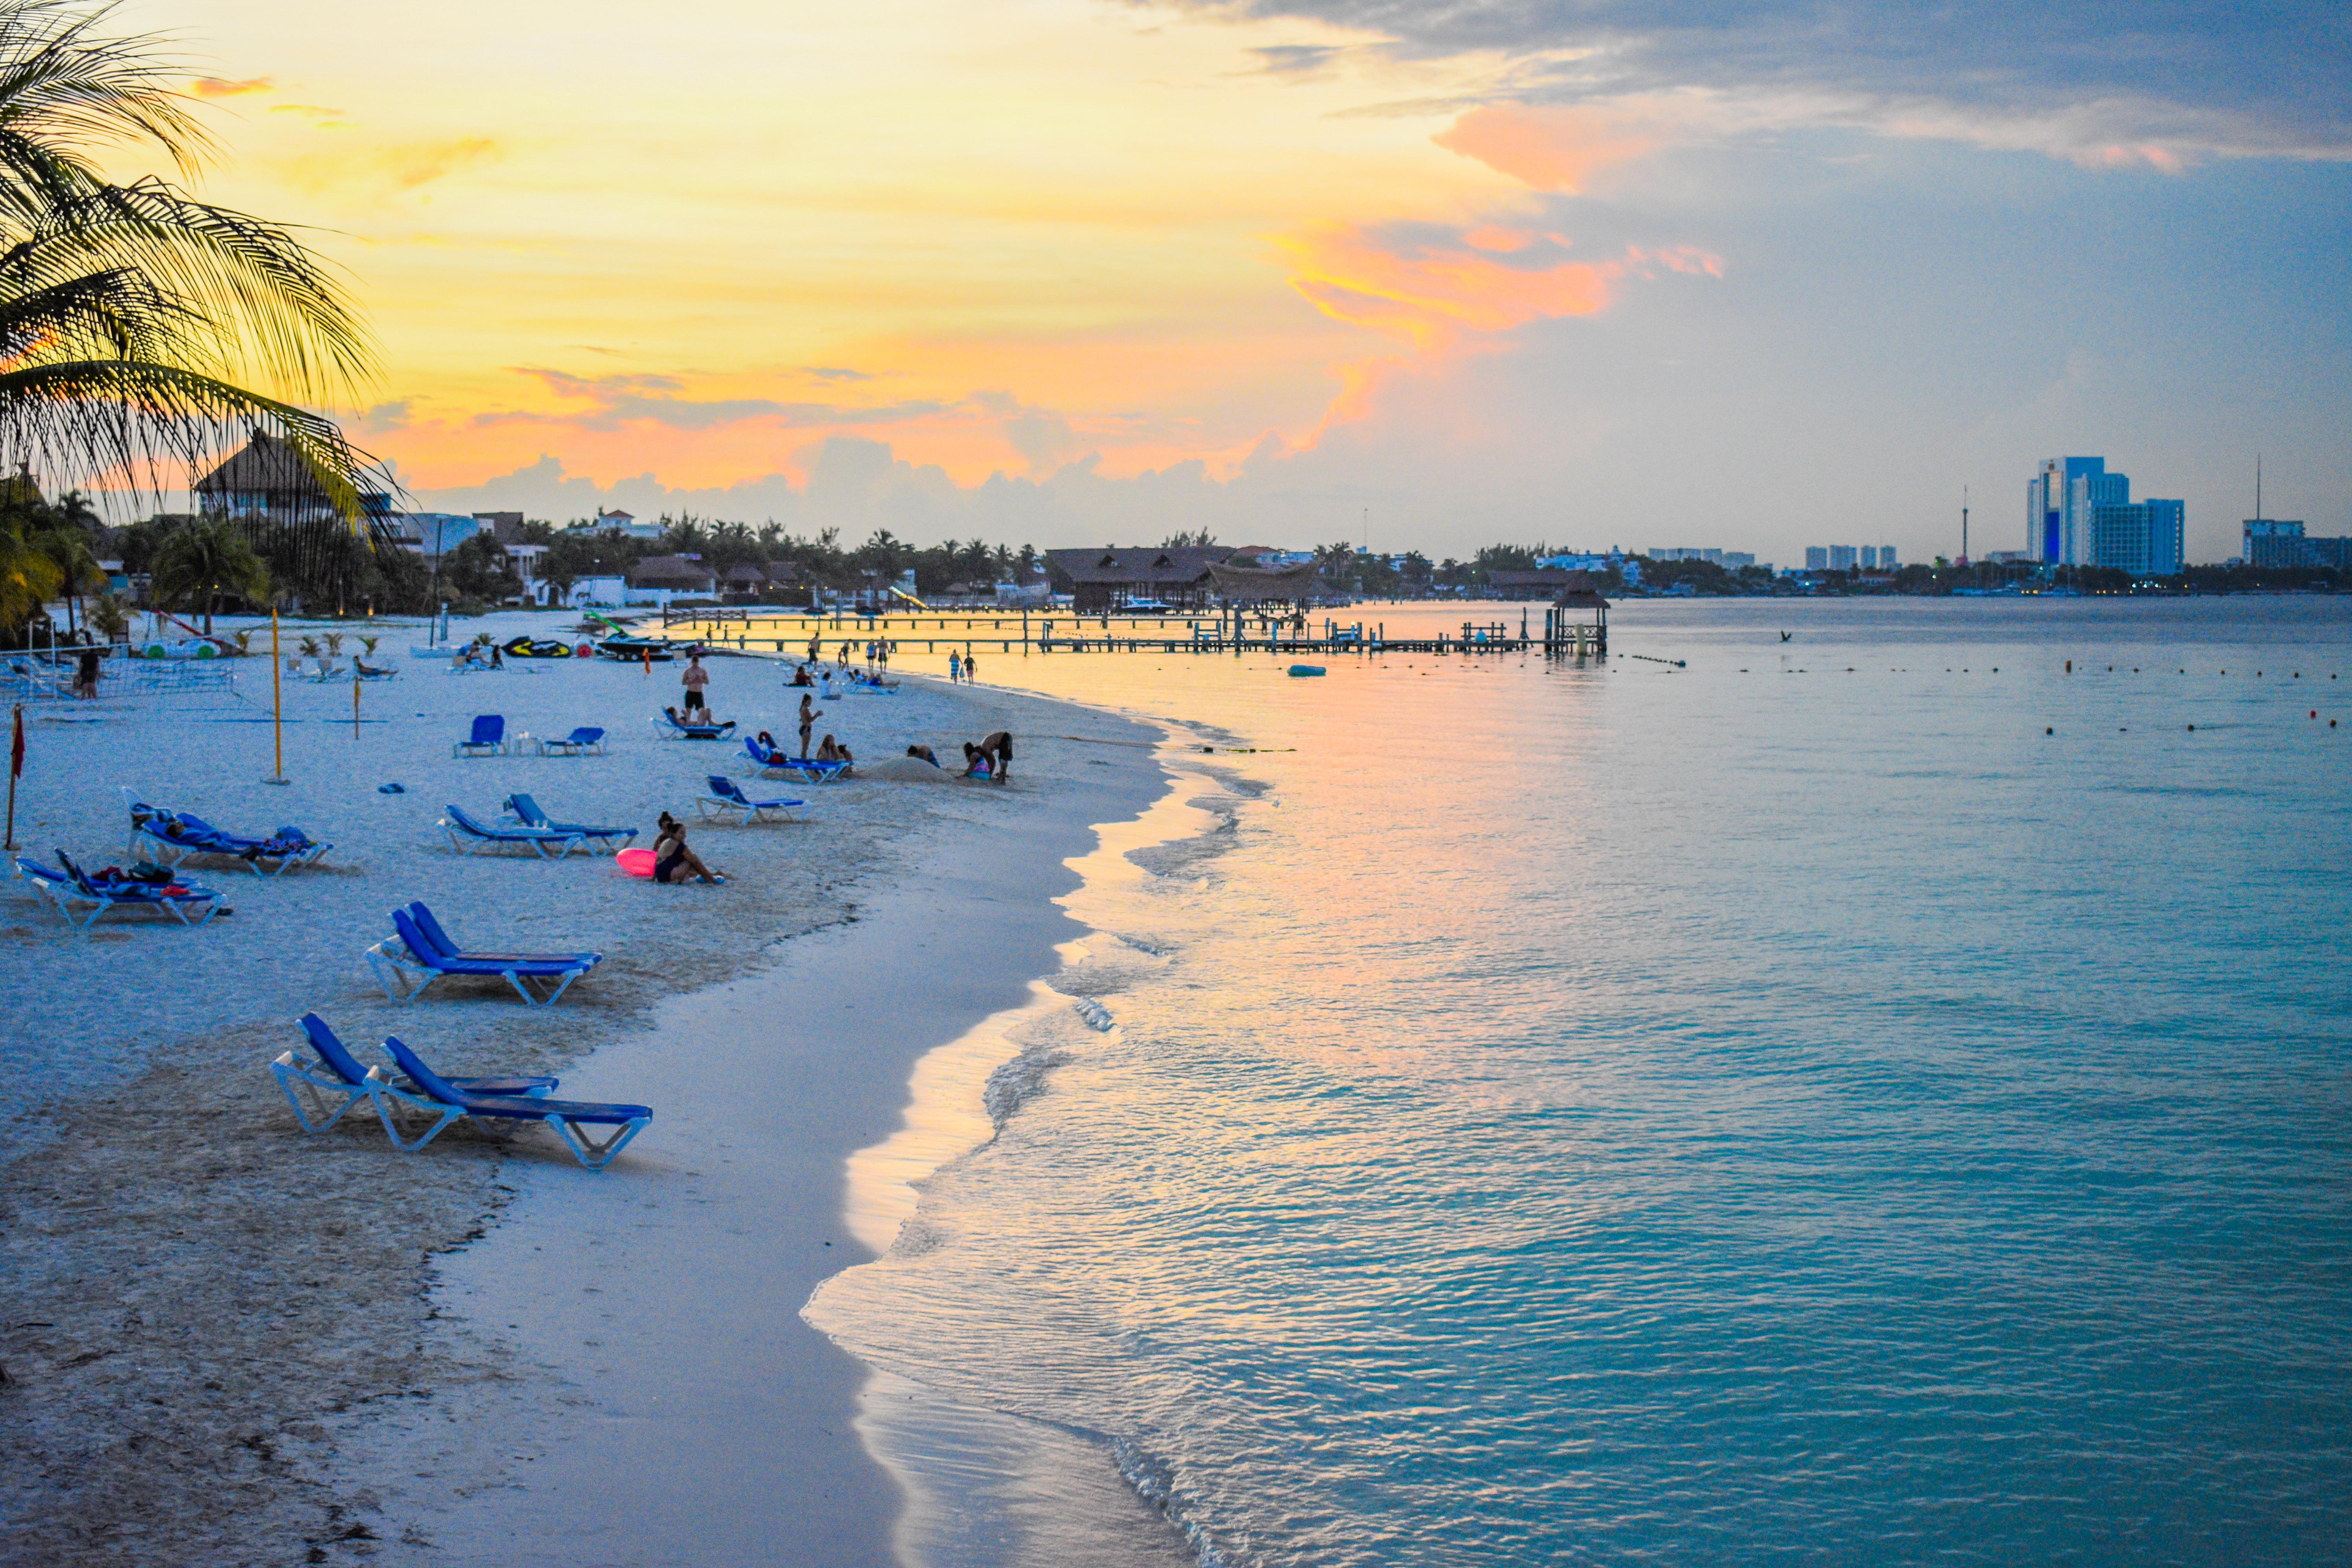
597;637;676;662
502;635;575;659
1288;664;1326;677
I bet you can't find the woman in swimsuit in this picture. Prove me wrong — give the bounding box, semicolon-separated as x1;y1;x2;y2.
653;813;723;884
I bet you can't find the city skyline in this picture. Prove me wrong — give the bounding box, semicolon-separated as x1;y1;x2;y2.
117;0;2351;564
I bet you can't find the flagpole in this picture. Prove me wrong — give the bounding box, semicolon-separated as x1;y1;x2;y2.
5;703;22;850
265;606;288;785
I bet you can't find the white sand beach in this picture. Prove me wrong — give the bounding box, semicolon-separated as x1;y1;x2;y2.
0;612;1168;1565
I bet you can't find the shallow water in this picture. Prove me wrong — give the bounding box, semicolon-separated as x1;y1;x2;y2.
809;598;2352;1564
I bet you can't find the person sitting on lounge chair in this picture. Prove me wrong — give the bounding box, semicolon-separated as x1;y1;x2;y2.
652;813;724;885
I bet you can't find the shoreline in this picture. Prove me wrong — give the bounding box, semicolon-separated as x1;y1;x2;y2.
0;615;1164;1566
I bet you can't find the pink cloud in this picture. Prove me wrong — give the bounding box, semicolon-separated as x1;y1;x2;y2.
1434;104;1661;194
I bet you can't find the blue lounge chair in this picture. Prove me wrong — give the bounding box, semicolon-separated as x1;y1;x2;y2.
454;714;507;757
537;726;606;756
441;802;583;858
125;791;331;877
696;775;807;825
364;904;602;1007
503;793;636;853
271;1012;557;1134
17;850;223;929
654;710;735;740
371;1034;651;1170
744;736;851;782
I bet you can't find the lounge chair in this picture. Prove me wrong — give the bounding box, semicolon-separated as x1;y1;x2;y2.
363;904;602;1007
17;850;223;929
503;792;637;853
454;714;507;757
370;1034;651;1170
696;775;807;824
743;736;851;782
440;802;583;858
653;710;735;740
270;1012;557;1134
537;726;606;756
124;791;331;877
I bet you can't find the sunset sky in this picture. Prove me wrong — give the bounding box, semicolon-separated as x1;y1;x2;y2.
123;0;2351;562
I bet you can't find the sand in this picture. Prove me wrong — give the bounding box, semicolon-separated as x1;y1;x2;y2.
0;612;1165;1566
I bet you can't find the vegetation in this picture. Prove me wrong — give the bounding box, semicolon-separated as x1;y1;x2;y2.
0;0;381;638
146;513;264;630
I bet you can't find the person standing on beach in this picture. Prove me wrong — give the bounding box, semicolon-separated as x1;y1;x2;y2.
797;693;818;757
948;651;962;682
682;652;711;716
964;652;978;683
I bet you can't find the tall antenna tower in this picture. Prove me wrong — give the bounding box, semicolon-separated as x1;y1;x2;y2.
2255;453;2263;521
1960;485;1969;566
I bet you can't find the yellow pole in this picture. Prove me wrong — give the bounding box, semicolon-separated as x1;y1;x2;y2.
353;664;361;739
267;607;287;784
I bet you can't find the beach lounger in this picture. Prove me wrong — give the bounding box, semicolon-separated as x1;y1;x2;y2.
124;791;331;877
654;711;735;740
453;714;507;757
696;775;807;824
440;803;584;858
537;726;606;756
364;904;602;1007
503;792;637;852
369;1034;651;1170
743;736;852;782
271;1012;557;1134
17;850;223;929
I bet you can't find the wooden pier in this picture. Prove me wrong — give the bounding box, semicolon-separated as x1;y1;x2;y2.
659;602;1606;659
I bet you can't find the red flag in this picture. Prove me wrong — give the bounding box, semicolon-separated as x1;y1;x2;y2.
9;706;20;779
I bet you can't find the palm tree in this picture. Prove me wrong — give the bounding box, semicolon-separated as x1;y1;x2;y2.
148;514;264;631
0;2;379;543
0;498;60;625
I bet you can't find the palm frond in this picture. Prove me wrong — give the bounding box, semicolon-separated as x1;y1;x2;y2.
0;356;384;514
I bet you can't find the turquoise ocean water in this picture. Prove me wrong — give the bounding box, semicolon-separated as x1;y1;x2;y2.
809;599;2352;1564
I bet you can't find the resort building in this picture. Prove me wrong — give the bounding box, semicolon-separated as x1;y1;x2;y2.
2243;518;2352;569
194;430;390;523
2027;457;2183;573
1044;546;1225;612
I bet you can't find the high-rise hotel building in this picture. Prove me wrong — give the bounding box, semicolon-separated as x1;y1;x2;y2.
2028;457;2183;574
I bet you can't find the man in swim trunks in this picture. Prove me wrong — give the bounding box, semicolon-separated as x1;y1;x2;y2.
979;730;1011;781
681;653;710;715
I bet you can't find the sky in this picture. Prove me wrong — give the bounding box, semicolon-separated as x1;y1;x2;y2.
116;0;2352;564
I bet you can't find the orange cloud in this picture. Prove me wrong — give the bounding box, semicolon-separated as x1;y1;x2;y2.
279;136;502;195
1278;224;1626;347
189;76;272;98
1434;103;1659;193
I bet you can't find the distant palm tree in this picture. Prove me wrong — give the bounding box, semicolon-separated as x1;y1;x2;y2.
0;2;378;530
148;514;265;632
0;501;61;624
